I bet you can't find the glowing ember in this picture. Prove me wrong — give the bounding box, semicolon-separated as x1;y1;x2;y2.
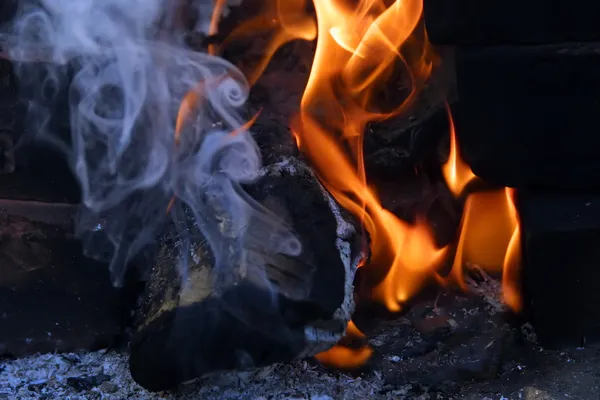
315;321;373;368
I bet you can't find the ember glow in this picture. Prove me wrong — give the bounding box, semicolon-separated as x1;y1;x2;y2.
225;0;523;367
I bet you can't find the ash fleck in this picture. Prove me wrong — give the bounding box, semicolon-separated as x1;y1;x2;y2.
258;157;299;177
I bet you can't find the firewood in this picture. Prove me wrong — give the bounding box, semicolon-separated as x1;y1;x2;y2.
129;156;365;391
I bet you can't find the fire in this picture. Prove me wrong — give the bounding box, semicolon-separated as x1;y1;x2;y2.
220;0;317;85
292;0;435;312
314;321;373;368
446;188;519;288
439;112;521;311
441;103;477;197
205;0;523;368
208;0;227;55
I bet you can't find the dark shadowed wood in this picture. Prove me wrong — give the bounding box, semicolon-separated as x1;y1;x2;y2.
0;210;139;357
518;189;600;347
129;157;364;391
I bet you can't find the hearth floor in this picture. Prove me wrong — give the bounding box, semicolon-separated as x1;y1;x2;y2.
2;345;598;400
2;278;599;400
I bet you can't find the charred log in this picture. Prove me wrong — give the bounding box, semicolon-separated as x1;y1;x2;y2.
0;207;140;357
129;156;364;392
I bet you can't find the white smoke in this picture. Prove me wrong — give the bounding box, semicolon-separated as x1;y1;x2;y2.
4;0;301;286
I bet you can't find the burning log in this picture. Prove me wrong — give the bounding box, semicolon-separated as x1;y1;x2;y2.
129;156;365;391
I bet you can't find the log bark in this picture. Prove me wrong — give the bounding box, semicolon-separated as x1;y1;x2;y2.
129;156;365;391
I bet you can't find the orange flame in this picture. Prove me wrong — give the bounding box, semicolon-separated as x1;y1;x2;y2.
221;0;317;86
314;320;373;368
439;110;522;311
288;0;436;367
445;189;520;290
208;0;227;55
174;75;227;144
502;188;523;312
441;104;477;197
294;0;435;314
435;111;522;315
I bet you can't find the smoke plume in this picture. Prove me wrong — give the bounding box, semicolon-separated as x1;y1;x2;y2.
4;0;301;286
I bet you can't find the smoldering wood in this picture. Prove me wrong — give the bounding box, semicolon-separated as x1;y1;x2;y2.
129;156;364;392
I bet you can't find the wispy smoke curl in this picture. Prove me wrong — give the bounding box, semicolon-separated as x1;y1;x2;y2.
4;0;301;286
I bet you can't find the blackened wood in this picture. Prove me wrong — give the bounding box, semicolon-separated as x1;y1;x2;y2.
0;209;137;356
129;157;363;392
518;190;600;347
0;141;81;202
424;0;600;46
454;43;600;189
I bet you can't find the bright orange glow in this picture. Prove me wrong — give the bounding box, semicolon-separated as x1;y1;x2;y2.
346;319;366;338
174;75;229;144
435;109;522;312
314;321;373;368
294;0;435;316
288;0;439;368
221;0;317;86
442;104;477;197
229;108;263;137
174;89;198;143
168;80;261;215
208;0;227;55
314;345;374;368
445;189;520;291
502;188;523;312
